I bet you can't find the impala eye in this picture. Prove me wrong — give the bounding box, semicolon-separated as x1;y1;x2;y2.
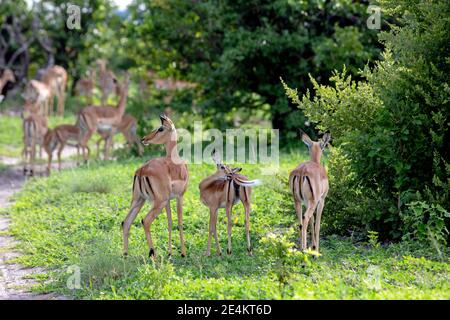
158;127;164;132
220;165;225;170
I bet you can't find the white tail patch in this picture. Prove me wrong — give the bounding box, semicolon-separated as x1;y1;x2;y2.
233;178;262;187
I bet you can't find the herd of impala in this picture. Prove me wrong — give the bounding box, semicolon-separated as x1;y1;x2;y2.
1;63;331;258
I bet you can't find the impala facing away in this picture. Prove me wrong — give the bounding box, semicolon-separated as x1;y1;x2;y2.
289;130;331;253
199;150;261;256
122;114;188;258
22;100;48;176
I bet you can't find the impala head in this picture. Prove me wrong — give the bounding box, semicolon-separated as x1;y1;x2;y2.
141;114;176;146
22;100;40;118
211;149;242;176
96;59;107;69
2;69;15;83
300;130;331;163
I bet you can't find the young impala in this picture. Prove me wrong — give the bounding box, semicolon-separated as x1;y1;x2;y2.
122;114;188;258
44;124;87;175
289;130;331;253
199;150;261;256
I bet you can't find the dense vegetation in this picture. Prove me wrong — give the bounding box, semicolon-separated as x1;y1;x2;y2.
0;0;448;300
284;0;450;246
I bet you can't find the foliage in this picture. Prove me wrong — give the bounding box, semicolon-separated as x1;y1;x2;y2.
125;0;381;144
283;0;450;239
402;201;450;254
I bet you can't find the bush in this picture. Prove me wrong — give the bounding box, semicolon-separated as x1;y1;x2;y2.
283;1;450;240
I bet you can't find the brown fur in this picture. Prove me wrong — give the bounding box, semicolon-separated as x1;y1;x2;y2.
95;114;144;158
122;115;188;258
22;101;48;176
77;73;129;161
44;124;87;175
199;153;259;256
289;131;331;253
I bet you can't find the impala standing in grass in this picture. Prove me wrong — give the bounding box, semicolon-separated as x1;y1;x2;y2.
289;130;331;253
122;114;188;258
199;150;261;256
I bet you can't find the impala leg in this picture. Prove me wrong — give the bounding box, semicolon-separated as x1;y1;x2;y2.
142;201;166;259
309;214;316;250
205;206;217;257
166;202;173;257
243;199;252;255
46;147;52;175
302;202;317;250
57;141;65;171
314;199;325;253
30;140;36;176
226;203;233;255
96;138;102;159
122;198;145;256
294;200;303;245
176;197;186;257
213;208;221;256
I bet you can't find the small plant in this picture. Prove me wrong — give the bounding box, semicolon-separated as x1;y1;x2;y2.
401;201;450;257
367;230;380;249
259;228;312;298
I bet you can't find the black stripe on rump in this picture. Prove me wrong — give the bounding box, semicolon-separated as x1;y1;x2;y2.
304;176;314;200
144;177;154;198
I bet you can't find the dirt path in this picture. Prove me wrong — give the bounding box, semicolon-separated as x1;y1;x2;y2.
0;157;75;300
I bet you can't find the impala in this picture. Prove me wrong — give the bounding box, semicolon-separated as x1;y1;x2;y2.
75;68;96;104
199;150;261;256
95;113;144;159
44;124;87;175
122;114;188;258
22;100;48;176
25;65;68;116
77;72;129;161
97;59;117;106
289;130;331;252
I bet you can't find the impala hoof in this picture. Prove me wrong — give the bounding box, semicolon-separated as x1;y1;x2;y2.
227;249;231;255
247;247;253;256
181;253;186;258
123;252;128;258
149;248;155;257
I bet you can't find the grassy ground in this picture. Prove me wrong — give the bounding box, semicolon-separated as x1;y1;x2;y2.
3;156;449;299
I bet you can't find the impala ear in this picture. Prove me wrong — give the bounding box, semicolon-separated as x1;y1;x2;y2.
211;149;222;166
160;114;174;130
320;133;331;150
300;129;313;148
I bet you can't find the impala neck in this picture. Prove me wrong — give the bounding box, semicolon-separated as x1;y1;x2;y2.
165;132;181;163
310;146;322;164
117;87;127;117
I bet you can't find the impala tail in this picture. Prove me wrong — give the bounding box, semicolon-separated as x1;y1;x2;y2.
231;175;262;187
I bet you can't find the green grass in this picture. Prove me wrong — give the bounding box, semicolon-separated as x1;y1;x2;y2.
5;157;449;300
